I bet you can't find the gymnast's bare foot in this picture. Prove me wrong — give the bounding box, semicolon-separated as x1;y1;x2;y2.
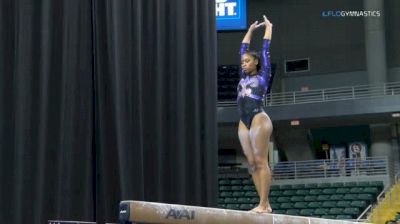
250;204;272;213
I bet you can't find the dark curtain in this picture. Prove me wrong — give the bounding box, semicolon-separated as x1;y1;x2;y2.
0;0;217;223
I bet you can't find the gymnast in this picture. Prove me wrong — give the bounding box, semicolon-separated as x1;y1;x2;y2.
237;15;274;213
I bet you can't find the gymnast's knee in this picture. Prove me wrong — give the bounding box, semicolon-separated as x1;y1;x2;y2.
248;164;256;174
254;159;269;170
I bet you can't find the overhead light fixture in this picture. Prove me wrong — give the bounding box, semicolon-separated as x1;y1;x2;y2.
392;113;400;118
290;120;300;126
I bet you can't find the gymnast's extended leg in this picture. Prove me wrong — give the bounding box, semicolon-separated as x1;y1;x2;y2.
249;113;273;213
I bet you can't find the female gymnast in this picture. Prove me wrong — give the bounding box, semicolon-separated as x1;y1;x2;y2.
237;15;274;213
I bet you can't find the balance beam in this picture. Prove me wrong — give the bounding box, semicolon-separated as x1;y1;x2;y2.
119;200;368;224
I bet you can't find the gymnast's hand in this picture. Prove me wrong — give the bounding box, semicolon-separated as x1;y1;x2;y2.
262;15;273;40
248;21;265;32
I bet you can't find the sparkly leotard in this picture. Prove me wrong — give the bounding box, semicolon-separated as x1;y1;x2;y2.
237;39;273;129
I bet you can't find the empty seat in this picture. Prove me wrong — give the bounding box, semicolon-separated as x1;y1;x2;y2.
318;183;331;188
363;187;379;194
231;185;243;191
219;179;230;185
317;195;330;201
336;200;351;208
277;196;291;203
280;202;294;209
243;185;255;191
270;185;280;190
357;181;370;187
219;185;231;191
345;182;357;187
351;200;367;208
322;201;336;208
309;189;322;195
220;191;233;197
329;207;344;215
330;194;344;201
300;209;314;216
358;193;373;201
239;204;253;210
314;208;329;216
294;202;308;209
273;209;286;214
280;185;293;190
270;190;282;197
286;209;300;216
230;179;242;185
224;198;237;204
304;195;317;202
250;197;259;203
270;203;280;210
237;197;251;203
296;189;309;195
292;184;305;189
218;198;225;203
306;183;318;189
308;201;322;208
242;179;252;185
343;207;359;216
322;188;336;194
226;204;240;210
290;195;305;202
332;182;344;188
343;194;358;200
232;192;245;197
349;187;363;194
336;187;350;194
244;191;257;197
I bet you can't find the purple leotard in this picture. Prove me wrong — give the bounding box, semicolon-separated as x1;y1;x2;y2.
237;39;273;129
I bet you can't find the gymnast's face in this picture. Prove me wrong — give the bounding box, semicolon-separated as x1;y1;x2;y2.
241;53;258;75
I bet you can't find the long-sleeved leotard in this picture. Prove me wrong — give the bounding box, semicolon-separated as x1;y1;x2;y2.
237;39;273;129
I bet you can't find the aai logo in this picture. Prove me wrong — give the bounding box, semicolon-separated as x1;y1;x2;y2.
216;0;238;17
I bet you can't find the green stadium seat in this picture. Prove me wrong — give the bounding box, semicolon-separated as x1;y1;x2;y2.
330;194;344;201
230;179;242;185
292;184;305;189
273;209;286;214
357;181;370;187
306;183;318;188
351;200;367;208
336;187;350;194
280;202;294;209
358;193;374;201
349;187;364;194
224;198;238;204
369;181;383;188
220;191;233;197
314;208;329;216
239;204;253;210
318;183;331;188
277;196;291;203
343;207;359;215
219;179;230;185
219;185;231;191
242;179;252;185
336;200;351;208
270;203;280;210
300;209;314;216
251;197;259;203
268;197;276;203
304;195;317;202
336;214;353;219
243;185;255;191
332;182;344;188
244;191;257;197
322;201;337;208
286;209;300;216
317;195;330;201
232;191;245;197
363;187;379;194
307;202;322;208
218;198;225;203
280;185;293;190
294;202;308;209
309;189;322;195
329;208;344;215
231;185;243;191
218;204;226;208
283;190;297;196
270;190;282;197
270;185;280;190
343;194;358;200
296;189;309;195
322;188;336;194
237;197;251;203
345;182;357;187
226;204;240;210
290;195;305;202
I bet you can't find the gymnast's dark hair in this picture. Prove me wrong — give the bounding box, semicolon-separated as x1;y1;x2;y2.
243;51;261;71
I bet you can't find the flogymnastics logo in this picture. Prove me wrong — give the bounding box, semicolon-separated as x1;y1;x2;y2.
321;10;381;17
216;0;238;17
